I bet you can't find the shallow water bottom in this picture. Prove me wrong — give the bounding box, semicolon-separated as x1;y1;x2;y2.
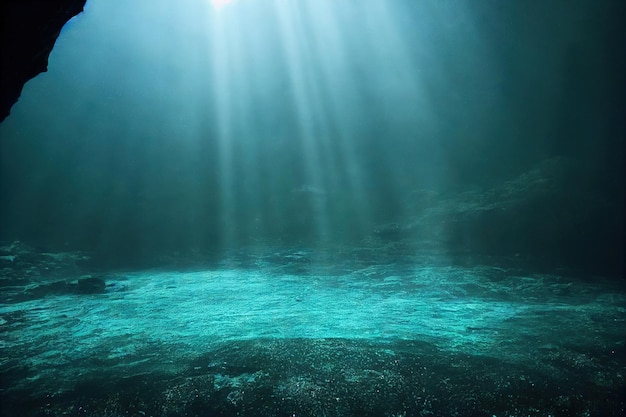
1;248;624;416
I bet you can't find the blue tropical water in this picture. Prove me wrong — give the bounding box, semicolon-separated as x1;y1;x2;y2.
0;1;623;416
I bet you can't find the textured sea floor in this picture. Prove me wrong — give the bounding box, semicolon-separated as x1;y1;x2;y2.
1;245;625;416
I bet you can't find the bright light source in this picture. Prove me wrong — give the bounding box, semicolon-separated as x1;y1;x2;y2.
211;0;237;10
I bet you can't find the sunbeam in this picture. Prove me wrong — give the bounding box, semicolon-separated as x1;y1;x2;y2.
211;0;237;11
0;0;623;415
202;0;452;246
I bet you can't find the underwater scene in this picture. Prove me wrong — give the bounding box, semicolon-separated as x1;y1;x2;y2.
0;1;624;416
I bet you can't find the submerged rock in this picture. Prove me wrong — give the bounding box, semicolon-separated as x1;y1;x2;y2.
76;276;106;294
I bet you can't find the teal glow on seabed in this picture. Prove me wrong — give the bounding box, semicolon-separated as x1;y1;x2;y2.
0;0;624;416
0;247;625;416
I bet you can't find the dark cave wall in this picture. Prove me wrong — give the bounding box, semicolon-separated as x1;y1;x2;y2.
0;0;87;122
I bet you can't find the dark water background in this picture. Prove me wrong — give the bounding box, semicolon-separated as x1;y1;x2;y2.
0;0;623;274
0;2;625;415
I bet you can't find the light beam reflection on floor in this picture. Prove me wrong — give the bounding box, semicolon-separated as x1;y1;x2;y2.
1;259;624;396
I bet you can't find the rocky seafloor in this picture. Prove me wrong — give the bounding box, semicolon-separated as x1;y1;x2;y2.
1;241;624;416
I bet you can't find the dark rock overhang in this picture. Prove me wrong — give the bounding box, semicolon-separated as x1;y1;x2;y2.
0;0;87;123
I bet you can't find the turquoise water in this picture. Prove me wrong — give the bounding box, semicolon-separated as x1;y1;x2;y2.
0;0;624;415
1;245;624;416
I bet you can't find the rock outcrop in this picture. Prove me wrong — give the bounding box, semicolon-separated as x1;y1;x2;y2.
375;157;624;277
0;0;87;122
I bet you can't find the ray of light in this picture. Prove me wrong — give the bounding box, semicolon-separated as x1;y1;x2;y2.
0;0;489;257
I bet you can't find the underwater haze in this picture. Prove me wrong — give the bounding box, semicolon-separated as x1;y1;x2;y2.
0;0;622;267
0;0;624;416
